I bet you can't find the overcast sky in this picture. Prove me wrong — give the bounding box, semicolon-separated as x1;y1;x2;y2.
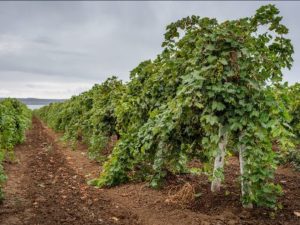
0;1;299;99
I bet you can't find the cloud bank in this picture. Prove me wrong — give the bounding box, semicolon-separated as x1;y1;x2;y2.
0;1;299;98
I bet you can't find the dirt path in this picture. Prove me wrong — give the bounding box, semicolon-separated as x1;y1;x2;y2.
0;118;139;225
42;121;217;225
0;117;299;225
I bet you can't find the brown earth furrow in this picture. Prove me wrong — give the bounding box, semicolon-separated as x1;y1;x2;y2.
41;121;224;225
1;117;300;225
42;119;300;225
0;117;140;225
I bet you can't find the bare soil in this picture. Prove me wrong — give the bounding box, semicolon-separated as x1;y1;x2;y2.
0;117;299;225
0;118;139;225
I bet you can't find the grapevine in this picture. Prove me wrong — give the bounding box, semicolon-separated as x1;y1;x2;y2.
0;98;31;200
37;5;295;208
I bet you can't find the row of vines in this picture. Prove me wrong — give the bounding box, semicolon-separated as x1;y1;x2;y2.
0;98;31;200
37;5;299;209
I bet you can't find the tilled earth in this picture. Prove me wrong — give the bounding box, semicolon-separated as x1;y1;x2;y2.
0;118;139;225
0;117;299;225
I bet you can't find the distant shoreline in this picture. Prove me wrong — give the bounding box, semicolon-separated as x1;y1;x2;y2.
0;98;67;105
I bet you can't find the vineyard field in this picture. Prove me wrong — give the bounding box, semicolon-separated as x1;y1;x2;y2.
0;4;300;225
0;117;299;225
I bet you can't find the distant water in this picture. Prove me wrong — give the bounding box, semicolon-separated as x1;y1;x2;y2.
27;105;45;110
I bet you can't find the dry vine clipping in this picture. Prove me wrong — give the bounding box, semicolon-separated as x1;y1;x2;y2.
165;183;196;206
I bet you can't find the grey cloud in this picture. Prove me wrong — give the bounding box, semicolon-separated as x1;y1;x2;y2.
34;36;57;46
0;1;299;98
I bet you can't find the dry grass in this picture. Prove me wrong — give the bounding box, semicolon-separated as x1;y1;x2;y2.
165;183;196;206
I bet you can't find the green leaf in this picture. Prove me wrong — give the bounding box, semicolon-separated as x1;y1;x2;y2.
219;58;228;65
212;101;225;111
206;44;215;51
207;55;217;63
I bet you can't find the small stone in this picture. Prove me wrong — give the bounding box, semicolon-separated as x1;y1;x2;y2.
111;217;119;222
294;211;300;217
38;183;45;188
